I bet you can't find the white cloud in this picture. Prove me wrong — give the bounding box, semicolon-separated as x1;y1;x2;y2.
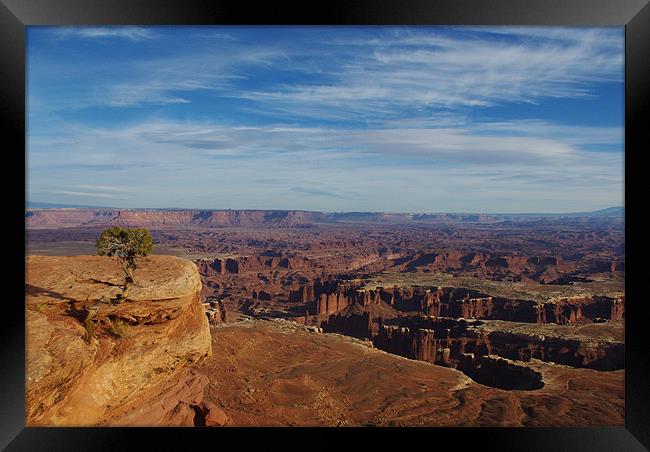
27;117;623;212
26;27;624;212
159;97;191;104
31;27;622;117
56;27;156;41
241;27;622;120
50;190;123;199
69;184;132;192
193;32;236;40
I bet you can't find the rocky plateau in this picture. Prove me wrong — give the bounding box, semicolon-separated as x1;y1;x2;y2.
25;208;625;426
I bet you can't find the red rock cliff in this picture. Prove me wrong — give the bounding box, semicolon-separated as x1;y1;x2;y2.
26;255;213;426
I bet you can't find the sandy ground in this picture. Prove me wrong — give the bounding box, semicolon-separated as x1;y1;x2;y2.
193;319;624;427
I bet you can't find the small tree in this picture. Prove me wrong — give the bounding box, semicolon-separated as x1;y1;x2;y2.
96;226;153;299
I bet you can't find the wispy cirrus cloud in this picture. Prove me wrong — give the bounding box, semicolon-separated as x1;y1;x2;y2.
68;184;132;192
55;27;157;41
29;27;622;117
26;27;624;212
28;43;286;110
50;190;123;199
27;116;623;211
40;184;133;201
232;27;623;121
78;119;615;165
290;187;348;199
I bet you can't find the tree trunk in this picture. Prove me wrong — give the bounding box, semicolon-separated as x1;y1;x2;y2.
119;267;134;301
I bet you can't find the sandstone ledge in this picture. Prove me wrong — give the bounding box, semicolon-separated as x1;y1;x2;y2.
26;255;212;426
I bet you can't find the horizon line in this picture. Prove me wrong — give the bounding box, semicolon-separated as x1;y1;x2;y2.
26;202;624;216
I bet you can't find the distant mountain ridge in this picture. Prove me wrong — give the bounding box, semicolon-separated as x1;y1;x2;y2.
25;206;624;229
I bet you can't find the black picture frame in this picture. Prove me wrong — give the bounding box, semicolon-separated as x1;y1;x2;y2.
3;0;648;450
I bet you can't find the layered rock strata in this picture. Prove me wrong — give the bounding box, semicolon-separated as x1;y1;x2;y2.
323;313;624;371
26;255;213;426
303;283;624;324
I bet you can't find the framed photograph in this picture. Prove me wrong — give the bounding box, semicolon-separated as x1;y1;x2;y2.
3;0;648;450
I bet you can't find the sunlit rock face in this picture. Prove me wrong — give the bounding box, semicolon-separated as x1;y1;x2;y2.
25;255;212;426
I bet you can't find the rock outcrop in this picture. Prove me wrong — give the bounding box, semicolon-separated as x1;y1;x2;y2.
303;283;624;325
199;255;315;276
26;255;213;426
329;314;624;371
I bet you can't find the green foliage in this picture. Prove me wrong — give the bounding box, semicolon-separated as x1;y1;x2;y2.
96;226;153;264
96;227;153;302
96;227;153;285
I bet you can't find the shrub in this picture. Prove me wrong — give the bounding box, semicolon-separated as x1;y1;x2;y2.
96;227;153;299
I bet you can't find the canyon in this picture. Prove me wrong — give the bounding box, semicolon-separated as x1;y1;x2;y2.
25;207;625;426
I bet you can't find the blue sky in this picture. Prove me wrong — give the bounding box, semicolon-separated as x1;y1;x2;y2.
27;26;624;213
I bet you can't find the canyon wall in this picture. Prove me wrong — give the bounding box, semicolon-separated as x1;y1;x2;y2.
456;354;545;390
326;315;623;371
298;282;624;325
197;255;315;276
387;250;622;284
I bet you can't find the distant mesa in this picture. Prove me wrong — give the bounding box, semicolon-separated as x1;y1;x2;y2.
24;206;624;229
